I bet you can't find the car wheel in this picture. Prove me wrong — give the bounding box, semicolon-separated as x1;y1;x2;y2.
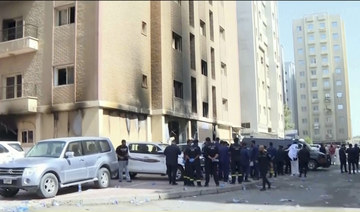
129;172;137;179
0;188;19;198
176;165;184;181
95;167;110;188
37;173;59;198
308;160;317;171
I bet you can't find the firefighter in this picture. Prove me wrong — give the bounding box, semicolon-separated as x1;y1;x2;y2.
183;139;193;186
185;139;202;186
229;137;242;184
203;137;219;186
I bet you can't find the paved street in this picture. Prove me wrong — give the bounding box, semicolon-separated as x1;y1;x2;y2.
0;165;360;211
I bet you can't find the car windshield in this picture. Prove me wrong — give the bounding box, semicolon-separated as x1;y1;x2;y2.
158;144;168;150
26;141;66;158
8;143;24;152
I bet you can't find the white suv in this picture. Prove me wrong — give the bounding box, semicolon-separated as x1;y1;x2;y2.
0;141;25;164
127;142;184;180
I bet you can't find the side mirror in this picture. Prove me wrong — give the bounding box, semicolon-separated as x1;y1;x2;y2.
65;151;75;158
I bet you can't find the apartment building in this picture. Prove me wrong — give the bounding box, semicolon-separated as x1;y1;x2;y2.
0;1;241;147
293;13;352;143
237;1;284;138
151;1;241;143
283;61;298;130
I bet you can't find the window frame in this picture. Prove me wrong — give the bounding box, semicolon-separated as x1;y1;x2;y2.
54;65;74;86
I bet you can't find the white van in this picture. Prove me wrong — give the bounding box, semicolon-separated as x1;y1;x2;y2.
0;141;25;164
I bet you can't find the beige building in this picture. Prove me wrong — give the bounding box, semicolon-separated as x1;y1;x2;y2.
0;1;241;147
237;1;285;138
293;13;352;143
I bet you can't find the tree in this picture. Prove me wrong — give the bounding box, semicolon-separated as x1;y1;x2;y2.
284;105;295;130
304;136;313;145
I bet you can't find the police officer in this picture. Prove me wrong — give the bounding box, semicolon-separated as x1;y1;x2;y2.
339;144;347;173
229;137;242;184
240;142;250;182
185;139;202;186
298;144;310;177
183;139;193;186
203;137;219;187
267;142;277;178
164;139;181;185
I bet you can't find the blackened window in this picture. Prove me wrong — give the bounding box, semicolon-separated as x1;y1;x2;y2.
201;60;208;76
174;80;183;98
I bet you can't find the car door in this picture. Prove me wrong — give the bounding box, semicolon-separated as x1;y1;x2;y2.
0;144;10;164
81;140;101;178
128;143;165;174
62;141;88;183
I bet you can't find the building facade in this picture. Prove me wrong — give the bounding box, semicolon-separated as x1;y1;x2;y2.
283;61;298;130
292;13;352;143
237;1;284;138
0;1;241;147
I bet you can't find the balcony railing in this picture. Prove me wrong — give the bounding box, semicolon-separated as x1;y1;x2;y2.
1;24;38;42
0;83;38;100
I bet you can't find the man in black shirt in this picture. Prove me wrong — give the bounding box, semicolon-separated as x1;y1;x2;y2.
354;144;360;173
229;137;242;184
116;139;131;182
339;144;347;173
164;139;181;185
185;139;202;186
203;137;219;186
298;145;310;177
346;144;356;174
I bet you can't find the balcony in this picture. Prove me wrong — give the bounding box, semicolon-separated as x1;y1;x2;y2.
0;24;38;59
0;83;38;114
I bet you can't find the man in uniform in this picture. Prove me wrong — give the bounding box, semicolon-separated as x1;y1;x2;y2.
183;139;193;186
240;142;250;182
116;139;131;182
229;137;242;184
339;144;347;173
185;139;202;186
298;144;310;177
203;137;219;186
164;139;181;185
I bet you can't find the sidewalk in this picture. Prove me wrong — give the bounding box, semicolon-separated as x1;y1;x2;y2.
46;178;258;206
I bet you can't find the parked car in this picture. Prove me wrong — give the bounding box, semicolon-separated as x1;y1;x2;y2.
310;144;321;151
127;142;184;180
0;141;25;164
242;138;331;171
0;137;119;198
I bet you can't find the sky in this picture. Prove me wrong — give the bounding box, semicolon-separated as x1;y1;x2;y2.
278;1;360;137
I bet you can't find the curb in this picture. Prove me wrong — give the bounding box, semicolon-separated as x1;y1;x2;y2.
42;181;259;207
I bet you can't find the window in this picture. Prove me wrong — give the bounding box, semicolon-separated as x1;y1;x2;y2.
190;33;196;69
21;130;34;143
202;102;209;118
211;48;215;79
5;75;22;99
200;20;206;36
309;46;315;54
301;94;306;99
54;66;74;86
337;104;343;110
312;92;318;99
300;83;305;88
300;71;305;77
302;118;307;124
311;70;317;76
332;33;339;40
308;34;314;41
311;80;317;87
209;0;213;5
325;93;330;98
323;80;330;88
99;140;111;152
307;23;313;30
297;37;303;42
320;33;326;40
56;6;75;26
303;130;308;136
333;44;340;51
142;75;148;88
212;86;217;118
313;105;319;111
298;60;305;65
172;32;182;51
322;56;328;63
241;123;250;128
84;141;100;155
314;117;319;123
209;11;214;41
335;68;341;74
332;21;338;27
201;60;208;76
301;106;307;112
296;26;302;31
141;21;147;36
314;129;320;135
67;141;83;156
2;18;23;41
219;26;225;40
323;69;329;75
191;77;197;113
189;0;194;27
334;56;340;63
310;58;316;64
319;22;325;28
173;80;183;98
321;45;327;51
221;62;227;76
297;48;303;54
336;80;342;86
337;92;343;98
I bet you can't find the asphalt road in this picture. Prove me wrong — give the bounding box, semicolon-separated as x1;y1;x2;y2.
8;165;359;212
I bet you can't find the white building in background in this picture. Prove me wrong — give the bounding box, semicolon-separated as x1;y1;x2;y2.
237;1;284;138
284;61;298;130
293;13;352;143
